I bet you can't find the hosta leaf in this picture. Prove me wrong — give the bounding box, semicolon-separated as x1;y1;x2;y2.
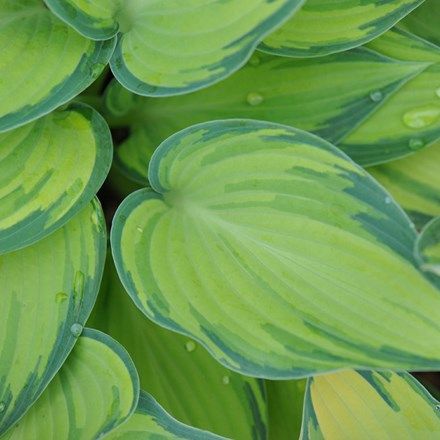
259;0;423;58
45;0;303;96
0;0;115;132
369;140;440;226
301;370;440;439
0;201;106;435
415;217;440;287
266;380;305;440
106;37;440;176
89;260;268;440
106;391;225;440
2;329;139;440
0;103;112;255
111;120;440;379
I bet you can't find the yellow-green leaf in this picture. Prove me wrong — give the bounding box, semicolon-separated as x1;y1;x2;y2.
111;120;440;379
0;201;106;435
45;0;303;96
0;0;115;132
0;104;112;254
301;370;440;439
89;260;268;440
106;391;226;440
260;0;423;57
2;329;139;440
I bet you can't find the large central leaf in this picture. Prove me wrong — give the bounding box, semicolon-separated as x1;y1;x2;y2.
111;120;440;379
45;0;303;96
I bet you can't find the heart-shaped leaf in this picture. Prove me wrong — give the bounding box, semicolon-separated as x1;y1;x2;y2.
0;201;106;435
111;120;440;379
89;259;268;440
301;370;440;439
2;329;139;440
0;0;115;132
45;0;303;96
106;391;225;440
259;0;423;57
369;140;440;227
0;103;112;255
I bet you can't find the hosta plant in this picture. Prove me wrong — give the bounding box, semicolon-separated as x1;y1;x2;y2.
1;0;440;439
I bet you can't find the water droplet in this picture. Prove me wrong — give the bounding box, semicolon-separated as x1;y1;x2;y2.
246;92;264;106
74;271;85;298
222;375;230;385
248;54;260;67
435;404;440;410
185;341;196;352
402;106;440;129
369;91;383;102
136;226;143;233
385;196;391;204
70;323;83;337
0;402;5;412
408;138;424;151
55;292;68;303
435;87;440;98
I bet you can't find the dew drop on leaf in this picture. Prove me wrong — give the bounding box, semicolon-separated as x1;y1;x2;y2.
408;138;424;150
70;323;83;337
55;292;68;303
222;375;230;385
136;226;143;233
402;106;440;129
185;341;196;352
385;196;391;204
246;92;264;106
369;91;383;102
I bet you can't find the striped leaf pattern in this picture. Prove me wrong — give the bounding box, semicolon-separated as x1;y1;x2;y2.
0;104;112;254
106;391;225;440
301;370;440;439
369;140;440;226
107;28;440;178
259;0;424;57
45;0;304;96
0;0;115;132
0;202;107;435
89;260;268;440
2;329;139;440
111;120;440;379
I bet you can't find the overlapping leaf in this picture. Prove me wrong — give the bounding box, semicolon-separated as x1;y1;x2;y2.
111;120;440;379
107;29;440;177
0;202;106;435
301;370;440;439
0;0;115;132
106;391;225;440
259;0;423;57
0;103;112;254
45;0;303;96
369;140;440;226
89;260;268;440
1;329;139;439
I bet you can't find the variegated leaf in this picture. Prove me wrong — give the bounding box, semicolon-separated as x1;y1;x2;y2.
45;0;303;96
111;120;440;379
0;0;115;132
301;370;440;439
0;103;112;254
0;202;106;435
2;329;139;439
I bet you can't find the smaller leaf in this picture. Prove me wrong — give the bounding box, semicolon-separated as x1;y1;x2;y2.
106;391;226;440
0;103;112;254
301;370;440;440
0;0;115;132
2;329;139;440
